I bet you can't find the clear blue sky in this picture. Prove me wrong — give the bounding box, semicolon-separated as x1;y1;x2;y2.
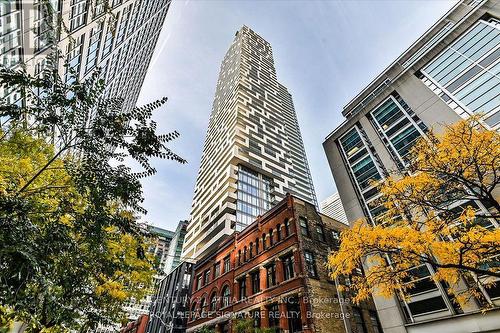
136;0;457;231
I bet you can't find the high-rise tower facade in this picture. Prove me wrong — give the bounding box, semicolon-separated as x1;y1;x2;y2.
1;0;171;114
182;26;317;259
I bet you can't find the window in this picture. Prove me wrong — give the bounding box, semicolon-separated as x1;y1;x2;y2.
221;286;230;308
255;238;259;254
200;297;207;317
251;271;260;294
266;264;276;288
236;166;274;230
269;229;274;246
243;247;247;262
352;307;367;333
251;309;261;328
85;22;103;73
204;269;210;285
287;297;302;333
262;234;267;250
339;125;385;225
370;95;427;164
239;278;246;300
299;217;310;236
196;275;202;290
332;230;340;242
190;302;197;319
276;224;282;241
214;262;221;279
316;225;325;242
268;304;280;329
210;292;217;311
420;19;500;128
407;296;448;316
238;250;242;265
283;254;295;280
304;251;317;277
69;0;87;31
284;219;291;237
249;242;253;258
369;311;382;333
223;256;230;273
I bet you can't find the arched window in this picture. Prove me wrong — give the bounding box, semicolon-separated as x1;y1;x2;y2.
190;302;197;320
249;242;253;258
200;297;207;316
262;234;266;250
276;224;282;242
238;250;241;265
255;238;260;254
269;229;274;246
210;292;217;311
284;219;290;237
221;285;231;308
243;246;247;262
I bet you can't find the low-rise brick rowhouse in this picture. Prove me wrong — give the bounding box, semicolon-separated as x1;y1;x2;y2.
186;194;381;333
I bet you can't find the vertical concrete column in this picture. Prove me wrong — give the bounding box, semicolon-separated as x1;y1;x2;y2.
279;301;288;332
275;258;284;283
293;251;302;277
260;266;267;291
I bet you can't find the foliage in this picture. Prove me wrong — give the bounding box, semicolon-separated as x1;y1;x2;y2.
232;319;275;333
328;117;500;308
0;66;185;332
198;327;215;333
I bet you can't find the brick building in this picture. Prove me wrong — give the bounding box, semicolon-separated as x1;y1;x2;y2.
186;194;381;333
120;314;149;333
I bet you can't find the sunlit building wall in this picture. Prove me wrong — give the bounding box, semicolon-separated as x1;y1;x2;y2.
182;26;317;260
323;1;500;332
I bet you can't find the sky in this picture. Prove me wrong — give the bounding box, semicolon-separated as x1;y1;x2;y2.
136;0;457;231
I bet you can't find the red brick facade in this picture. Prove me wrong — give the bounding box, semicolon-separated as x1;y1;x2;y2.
187;195;380;333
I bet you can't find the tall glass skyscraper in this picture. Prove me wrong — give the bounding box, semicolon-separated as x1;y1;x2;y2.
182;26;317;260
0;0;171;113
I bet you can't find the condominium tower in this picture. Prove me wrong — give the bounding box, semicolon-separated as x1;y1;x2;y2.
320;192;348;224
182;26;317;260
1;0;171;113
323;1;500;332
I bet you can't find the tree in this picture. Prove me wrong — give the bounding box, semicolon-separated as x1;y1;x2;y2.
328;117;500;308
0;66;185;332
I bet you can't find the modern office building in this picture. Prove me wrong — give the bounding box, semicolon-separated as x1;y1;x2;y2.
320;192;348;225
164;220;189;274
323;1;500;332
186;194;380;333
182;26;317;260
147;261;194;333
0;0;171;113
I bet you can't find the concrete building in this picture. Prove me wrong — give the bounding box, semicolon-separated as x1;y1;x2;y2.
182;26;317;260
0;0;171;113
164;220;189;274
186;194;380;333
323;1;500;332
147;261;194;333
320;192;348;225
